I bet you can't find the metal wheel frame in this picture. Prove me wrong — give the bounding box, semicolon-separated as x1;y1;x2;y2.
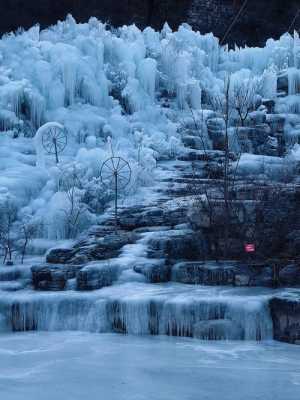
42;125;68;163
100;156;131;231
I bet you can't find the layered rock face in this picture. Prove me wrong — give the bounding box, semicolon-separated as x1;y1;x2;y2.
188;0;300;46
270;295;300;344
0;0;190;37
1;0;299;45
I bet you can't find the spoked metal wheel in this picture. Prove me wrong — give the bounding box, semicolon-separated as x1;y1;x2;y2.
100;156;131;231
100;157;131;189
42;125;67;163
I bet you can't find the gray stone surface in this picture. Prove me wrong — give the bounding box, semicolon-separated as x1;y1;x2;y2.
134;260;170;283
279;264;300;287
270;294;300;344
46;248;74;264
182;135;204;150
146;229;204;261
68;231;137;265
172;261;236;285
77;261;119;291
31;264;83;291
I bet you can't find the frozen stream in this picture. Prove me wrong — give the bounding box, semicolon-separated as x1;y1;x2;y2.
0;283;275;340
0;332;299;400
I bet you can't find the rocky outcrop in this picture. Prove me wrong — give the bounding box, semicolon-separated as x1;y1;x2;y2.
70;231;137;265
206;118;225;150
47;231;137;265
279;264;300;286
270;294;300;344
46;248;74;264
134;260;170;283
31;264;83;291
172;261;236;285
1;1;299;46
146;229;205;261
76;261;119;291
171;261;300;288
182;135;204;150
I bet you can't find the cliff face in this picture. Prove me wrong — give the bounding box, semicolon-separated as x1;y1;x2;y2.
0;0;299;45
188;0;300;46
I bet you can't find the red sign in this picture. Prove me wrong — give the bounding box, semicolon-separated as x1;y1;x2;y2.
245;244;255;253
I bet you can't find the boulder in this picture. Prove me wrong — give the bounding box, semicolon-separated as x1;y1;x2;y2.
266;114;285;134
31;264;83;291
69;231;137;264
234;263;274;287
178;149;236;162
77;261;119;291
188;204;211;229
249;111;266;125
263;135;278;156
116;207;164;230
234;274;251;286
206;118;226;150
172;261;236;285
286;231;300;258
236;127;254;153
146;229;205;261
0;267;21;282
279;264;300;286
182;135;204;150
270;295;300;344
261;99;275;113
46;248;74;264
203;161;224;179
134;260;170;283
252;123;271;144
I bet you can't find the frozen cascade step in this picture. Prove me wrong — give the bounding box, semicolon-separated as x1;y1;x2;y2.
0;283;273;341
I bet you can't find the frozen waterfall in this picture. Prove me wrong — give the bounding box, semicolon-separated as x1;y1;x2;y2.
0;284;273;341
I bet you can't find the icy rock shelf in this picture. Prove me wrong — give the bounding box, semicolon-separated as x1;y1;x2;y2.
0;283;274;341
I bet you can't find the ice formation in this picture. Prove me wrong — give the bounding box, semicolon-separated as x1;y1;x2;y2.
0;15;298;241
0;283;273;341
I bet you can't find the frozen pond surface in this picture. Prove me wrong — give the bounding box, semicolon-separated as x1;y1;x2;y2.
0;332;299;400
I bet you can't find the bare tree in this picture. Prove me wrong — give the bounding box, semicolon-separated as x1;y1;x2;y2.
231;78;259;126
60;167;89;239
185;74;298;262
0;198;17;264
207;76;234;257
19;219;36;264
188;75;251;259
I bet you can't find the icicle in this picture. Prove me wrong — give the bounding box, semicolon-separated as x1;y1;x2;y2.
62;59;78;105
288;67;300;95
35;60;53;98
137;58;157;101
26;24;40;42
0;284;273;341
48;80;65;110
0;81;25;116
293;31;300;69
188;80;202;109
24;88;46;128
0;110;18;131
161;22;172;39
262;68;277;99
122;78;148;113
81;78;102;107
143;27;161;57
174;53;190;109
